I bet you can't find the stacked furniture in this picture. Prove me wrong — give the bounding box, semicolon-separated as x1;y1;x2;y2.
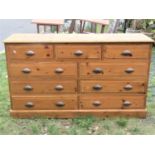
4;33;153;118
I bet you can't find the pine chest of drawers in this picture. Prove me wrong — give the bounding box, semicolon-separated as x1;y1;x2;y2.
4;33;153;118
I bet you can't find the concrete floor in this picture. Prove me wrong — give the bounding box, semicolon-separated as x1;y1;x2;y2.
0;19;36;51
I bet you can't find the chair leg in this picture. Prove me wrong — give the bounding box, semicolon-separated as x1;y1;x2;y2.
91;23;93;32
81;21;85;33
50;26;53;32
37;24;40;33
94;23;97;33
80;20;83;33
101;25;105;33
56;25;60;33
91;23;96;33
44;25;47;33
123;19;128;33
69;19;76;33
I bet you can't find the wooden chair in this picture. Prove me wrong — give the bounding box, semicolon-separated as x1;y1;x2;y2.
108;19;120;33
79;19;109;33
68;19;76;33
32;19;64;33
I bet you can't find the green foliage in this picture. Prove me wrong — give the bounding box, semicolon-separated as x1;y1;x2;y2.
72;116;96;129
130;127;140;134
115;118;128;127
124;19;155;32
31;125;40;134
48;125;60;135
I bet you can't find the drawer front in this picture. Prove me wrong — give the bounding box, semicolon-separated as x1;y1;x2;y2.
11;81;77;95
80;80;145;93
80;62;148;78
104;44;150;59
55;45;101;59
6;44;53;60
9;62;77;78
12;95;78;110
80;95;145;109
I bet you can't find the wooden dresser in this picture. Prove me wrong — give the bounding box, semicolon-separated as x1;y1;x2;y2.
4;33;153;118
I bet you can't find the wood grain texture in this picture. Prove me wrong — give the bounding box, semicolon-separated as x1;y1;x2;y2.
10;109;147;118
12;95;77;110
4;34;153;118
4;34;154;43
32;19;64;25
9;62;77;79
80;19;109;25
6;44;53;60
80;62;148;78
55;44;101;59
103;44;151;59
10;80;77;95
79;95;145;109
80;80;146;93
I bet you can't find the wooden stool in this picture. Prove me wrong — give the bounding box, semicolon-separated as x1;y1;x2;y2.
80;19;109;33
32;19;64;33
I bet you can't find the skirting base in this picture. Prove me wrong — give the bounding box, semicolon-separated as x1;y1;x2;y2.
10;109;147;118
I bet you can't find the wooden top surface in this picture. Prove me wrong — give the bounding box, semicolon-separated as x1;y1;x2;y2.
80;19;109;25
4;33;154;43
32;19;64;25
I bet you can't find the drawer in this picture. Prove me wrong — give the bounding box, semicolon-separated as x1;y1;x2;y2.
9;62;77;79
12;95;78;110
55;45;101;59
10;81;77;95
79;95;145;109
103;44;150;59
6;44;53;60
80;62;148;78
80;80;145;93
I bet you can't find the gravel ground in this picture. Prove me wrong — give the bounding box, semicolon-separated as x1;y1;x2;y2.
0;19;36;51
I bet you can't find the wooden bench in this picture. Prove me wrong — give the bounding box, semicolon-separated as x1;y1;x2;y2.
32;19;64;33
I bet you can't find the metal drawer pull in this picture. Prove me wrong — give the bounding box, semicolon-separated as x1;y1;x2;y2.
125;67;134;74
24;85;33;91
124;84;133;90
25;50;35;56
25;102;34;108
123;100;132;107
55;85;64;91
55;67;64;74
121;50;133;57
93;67;103;74
56;101;65;107
93;84;103;90
93;101;101;106
74;50;83;56
22;68;31;74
